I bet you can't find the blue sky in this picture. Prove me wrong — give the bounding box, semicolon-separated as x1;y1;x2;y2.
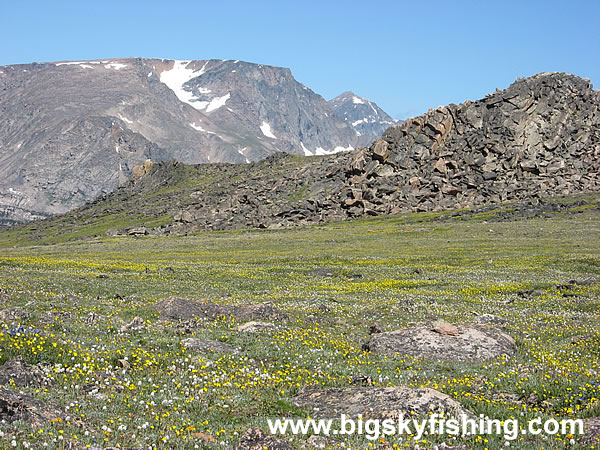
1;0;598;118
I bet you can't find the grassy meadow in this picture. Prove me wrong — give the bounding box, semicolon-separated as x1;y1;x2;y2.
0;197;598;448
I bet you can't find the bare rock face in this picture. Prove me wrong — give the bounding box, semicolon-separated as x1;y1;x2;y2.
341;73;600;217
0;386;64;426
0;357;47;387
329;91;399;147
181;338;239;354
363;324;516;362
0;58;369;226
47;72;600;237
155;297;288;322
292;386;472;420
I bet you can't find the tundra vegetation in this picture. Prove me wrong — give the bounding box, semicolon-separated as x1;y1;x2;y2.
0;194;598;449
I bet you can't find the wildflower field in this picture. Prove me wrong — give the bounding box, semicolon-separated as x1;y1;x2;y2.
0;196;598;449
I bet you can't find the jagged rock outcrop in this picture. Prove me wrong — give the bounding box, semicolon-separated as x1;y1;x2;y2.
340;73;599;216
13;72;600;237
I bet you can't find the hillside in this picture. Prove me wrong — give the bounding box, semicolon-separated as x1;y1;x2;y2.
0;58;395;226
4;72;599;242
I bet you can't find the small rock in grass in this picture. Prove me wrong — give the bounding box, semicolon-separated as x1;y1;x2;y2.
433;319;460;336
232;427;293;450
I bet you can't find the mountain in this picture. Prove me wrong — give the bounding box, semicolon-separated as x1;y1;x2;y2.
13;72;599;240
0;58;394;226
329;91;399;146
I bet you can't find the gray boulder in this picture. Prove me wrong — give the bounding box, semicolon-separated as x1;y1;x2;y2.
293;386;472;420
363;323;516;362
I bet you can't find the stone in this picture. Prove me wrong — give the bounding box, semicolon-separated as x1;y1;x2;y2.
0;357;47;387
292;386;472;420
236;321;282;333
232;427;293;450
432;319;460;336
363;324;516;362
120;316;145;332
0;386;65;426
0;307;31;322
127;226;147;236
181;338;239;354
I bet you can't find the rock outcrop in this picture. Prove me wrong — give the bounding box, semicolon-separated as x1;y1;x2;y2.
363;323;516;362
1;58;394;226
292;386;472;419
12;72;600;237
0;386;64;426
341;73;599;216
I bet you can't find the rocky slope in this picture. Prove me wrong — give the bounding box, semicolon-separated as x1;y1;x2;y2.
329;91;399;146
8;72;600;237
0;58;394;226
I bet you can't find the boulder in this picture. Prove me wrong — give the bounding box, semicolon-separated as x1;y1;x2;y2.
120;316;145;332
292;386;472;420
0;386;64;426
363;323;516;362
0;357;47;387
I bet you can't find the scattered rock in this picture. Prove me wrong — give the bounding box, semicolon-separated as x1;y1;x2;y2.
181;338;239;354
237;321;283;333
582;417;600;446
232;427;293;450
349;375;374;386
0;357;47;387
0;307;31;322
0;386;65;426
126;226;148;236
363;323;516;361
369;322;383;334
293;386;472;420
432;319;460;336
120;316;145;332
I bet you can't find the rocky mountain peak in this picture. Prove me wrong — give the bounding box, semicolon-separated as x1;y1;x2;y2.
0;57;397;226
329;91;399;146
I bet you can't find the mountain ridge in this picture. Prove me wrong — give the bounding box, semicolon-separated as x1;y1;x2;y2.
9;71;598;239
0;57;395;226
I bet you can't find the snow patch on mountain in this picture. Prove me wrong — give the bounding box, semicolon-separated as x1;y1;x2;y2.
159;60;209;111
260;121;277;139
205;93;230;113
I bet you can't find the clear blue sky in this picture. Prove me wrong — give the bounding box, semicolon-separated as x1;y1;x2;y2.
1;0;598;118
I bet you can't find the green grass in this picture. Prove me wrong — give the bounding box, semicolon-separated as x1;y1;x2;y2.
0;202;598;448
